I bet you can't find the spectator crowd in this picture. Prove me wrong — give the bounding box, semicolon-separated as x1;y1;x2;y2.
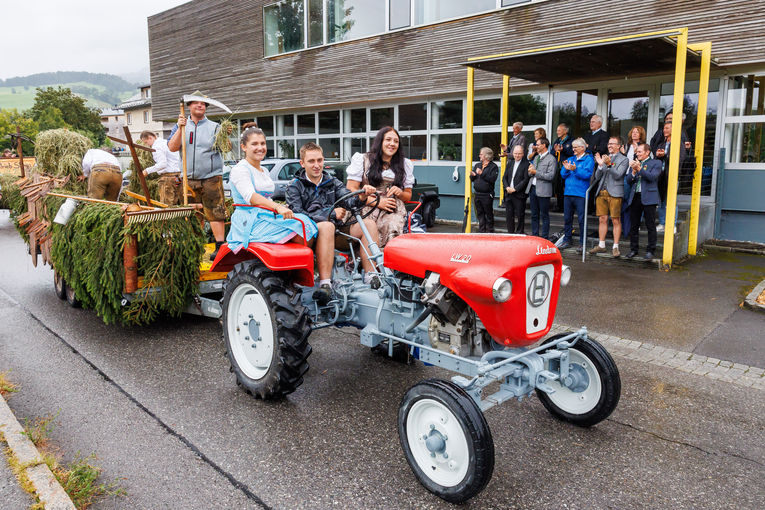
471;112;693;260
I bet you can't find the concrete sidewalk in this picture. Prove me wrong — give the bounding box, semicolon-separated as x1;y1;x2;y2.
429;222;765;368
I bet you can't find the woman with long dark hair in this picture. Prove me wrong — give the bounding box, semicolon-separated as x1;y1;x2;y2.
346;126;415;247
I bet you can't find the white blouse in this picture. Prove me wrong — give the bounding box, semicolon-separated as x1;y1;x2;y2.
346;152;415;189
229;159;275;203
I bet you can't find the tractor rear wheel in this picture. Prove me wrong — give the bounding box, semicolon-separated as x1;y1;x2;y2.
221;261;312;399
398;379;494;503
536;334;620;427
53;270;66;300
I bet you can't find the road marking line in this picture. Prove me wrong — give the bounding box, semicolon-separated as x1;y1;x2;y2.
549;324;765;390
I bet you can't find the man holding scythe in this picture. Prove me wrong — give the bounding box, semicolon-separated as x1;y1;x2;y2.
168;90;231;257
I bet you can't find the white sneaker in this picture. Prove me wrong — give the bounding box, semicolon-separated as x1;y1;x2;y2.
656;224;665;232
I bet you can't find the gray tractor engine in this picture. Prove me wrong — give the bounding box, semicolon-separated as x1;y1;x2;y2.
420;273;493;358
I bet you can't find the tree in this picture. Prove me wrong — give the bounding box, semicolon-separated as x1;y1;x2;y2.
29;87;104;144
0;109;39;155
36;107;70;131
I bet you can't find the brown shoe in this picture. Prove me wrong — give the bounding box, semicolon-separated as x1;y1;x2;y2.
612;245;621;258
588;245;607;255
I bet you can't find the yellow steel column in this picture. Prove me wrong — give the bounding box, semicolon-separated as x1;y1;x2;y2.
662;28;688;267
464;66;475;233
687;42;712;255
499;75;510;205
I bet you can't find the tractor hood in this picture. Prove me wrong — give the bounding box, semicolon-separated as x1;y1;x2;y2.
384;234;563;347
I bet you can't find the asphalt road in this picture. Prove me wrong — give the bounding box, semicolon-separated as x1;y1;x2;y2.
1;210;764;509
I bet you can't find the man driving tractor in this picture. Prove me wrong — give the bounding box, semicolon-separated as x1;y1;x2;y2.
286;142;379;304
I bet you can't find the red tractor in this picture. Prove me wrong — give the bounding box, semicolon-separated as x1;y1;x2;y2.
211;191;621;503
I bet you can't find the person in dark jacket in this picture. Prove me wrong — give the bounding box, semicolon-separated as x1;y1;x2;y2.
502;145;531;233
552;123;574;212
625;143;663;260
585;115;610;157
470;147;498;233
286;142;377;303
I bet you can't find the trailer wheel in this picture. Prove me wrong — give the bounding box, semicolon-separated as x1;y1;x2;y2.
398;379;494;503
53;271;66;300
65;283;81;308
536;334;620;427
221;261;312;399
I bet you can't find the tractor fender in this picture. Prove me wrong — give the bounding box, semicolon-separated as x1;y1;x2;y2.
210;242;315;287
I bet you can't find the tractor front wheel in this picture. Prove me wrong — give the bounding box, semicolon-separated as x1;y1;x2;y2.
536;334;620;427
221;261;312;399
398;379;494;504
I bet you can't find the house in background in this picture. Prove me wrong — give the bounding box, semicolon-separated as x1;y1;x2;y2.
117;85;171;141
99;108;125;148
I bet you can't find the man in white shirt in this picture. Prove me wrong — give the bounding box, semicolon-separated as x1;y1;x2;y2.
79;148;122;201
140;131;181;205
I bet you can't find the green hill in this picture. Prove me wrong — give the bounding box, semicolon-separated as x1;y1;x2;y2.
0;72;139;111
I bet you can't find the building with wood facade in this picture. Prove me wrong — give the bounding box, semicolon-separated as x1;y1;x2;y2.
148;0;765;243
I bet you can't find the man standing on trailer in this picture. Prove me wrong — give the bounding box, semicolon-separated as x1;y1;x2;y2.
168;91;227;255
140;131;181;206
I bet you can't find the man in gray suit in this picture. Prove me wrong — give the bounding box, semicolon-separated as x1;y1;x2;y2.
589;136;629;257
527;137;556;239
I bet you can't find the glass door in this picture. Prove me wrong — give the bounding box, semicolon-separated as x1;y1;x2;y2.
552;89;598;138
607;90;649;143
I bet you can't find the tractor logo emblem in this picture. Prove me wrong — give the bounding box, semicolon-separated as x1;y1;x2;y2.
450;253;472;264
528;271;550;307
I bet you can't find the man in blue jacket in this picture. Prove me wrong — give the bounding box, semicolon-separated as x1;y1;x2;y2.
286;142;377;303
625;143;662;260
559;138;594;251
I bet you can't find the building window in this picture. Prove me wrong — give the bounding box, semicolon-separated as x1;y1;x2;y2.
297;113;316;134
319;110;340;134
344;108;366;133
431;133;462;161
390;0;411;29
127;113;132;125
432;100;462;129
264;1;544;57
370;107;394;131
308;0;324;47
327;0;385;44
276;114;294;136
724;75;763;165
144;111;150;123
399;103;427;131
413;0;496;25
264;0;305;57
257;116;275;137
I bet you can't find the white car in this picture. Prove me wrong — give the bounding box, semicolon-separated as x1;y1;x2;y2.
223;159;335;200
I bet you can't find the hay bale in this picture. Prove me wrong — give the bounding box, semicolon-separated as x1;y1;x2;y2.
34;129;92;180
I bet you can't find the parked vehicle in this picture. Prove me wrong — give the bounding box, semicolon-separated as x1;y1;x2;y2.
209;191;621;503
223;159;334;200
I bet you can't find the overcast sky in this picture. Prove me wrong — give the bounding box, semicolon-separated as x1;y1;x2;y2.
0;0;190;81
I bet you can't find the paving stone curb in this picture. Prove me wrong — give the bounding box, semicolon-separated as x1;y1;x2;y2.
0;395;76;510
549;323;765;391
743;279;765;313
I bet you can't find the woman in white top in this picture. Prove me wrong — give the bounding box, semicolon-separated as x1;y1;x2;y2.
345;126;415;247
226;123;317;253
527;127;547;162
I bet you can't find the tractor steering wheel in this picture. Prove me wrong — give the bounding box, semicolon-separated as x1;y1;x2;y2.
330;189;381;227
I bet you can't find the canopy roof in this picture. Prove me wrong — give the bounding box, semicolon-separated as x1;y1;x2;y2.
465;29;716;85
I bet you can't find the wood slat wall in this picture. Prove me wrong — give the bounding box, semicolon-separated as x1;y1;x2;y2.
148;0;765;120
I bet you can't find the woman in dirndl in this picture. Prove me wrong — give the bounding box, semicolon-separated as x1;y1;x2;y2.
226;123;317;253
345;126;415;247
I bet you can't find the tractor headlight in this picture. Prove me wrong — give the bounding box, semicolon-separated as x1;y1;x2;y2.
560;265;572;286
492;277;512;302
